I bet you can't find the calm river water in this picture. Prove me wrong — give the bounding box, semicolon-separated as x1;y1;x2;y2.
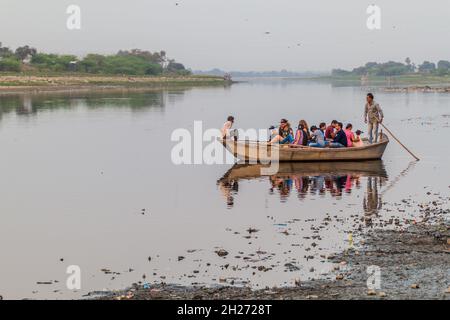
0;79;449;299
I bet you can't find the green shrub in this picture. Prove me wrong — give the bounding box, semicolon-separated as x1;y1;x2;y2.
78;54;105;73
31;53;78;71
101;55;162;75
0;57;21;72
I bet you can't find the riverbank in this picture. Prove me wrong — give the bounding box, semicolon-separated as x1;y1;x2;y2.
92;214;449;300
303;74;450;87
382;86;450;93
0;74;230;95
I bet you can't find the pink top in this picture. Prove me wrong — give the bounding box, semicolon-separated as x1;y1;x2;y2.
344;129;354;147
294;129;304;145
345;175;352;192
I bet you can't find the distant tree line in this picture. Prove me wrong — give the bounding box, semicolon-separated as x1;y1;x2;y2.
0;42;190;76
332;58;450;77
194;68;327;78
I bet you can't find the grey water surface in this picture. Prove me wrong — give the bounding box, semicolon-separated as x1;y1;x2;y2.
0;79;449;299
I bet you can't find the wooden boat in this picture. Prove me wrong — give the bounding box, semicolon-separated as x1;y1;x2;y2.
219;160;388;183
222;134;389;162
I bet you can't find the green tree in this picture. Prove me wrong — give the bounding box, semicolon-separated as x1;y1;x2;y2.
79;54;106;73
0;42;14;58
418;61;436;73
365;62;379;69
15;45;37;62
31;53;78;71
165;60;189;74
437;60;450;75
0;57;21;72
351;66;368;75
102;55;162;75
404;57;414;72
117;49;167;66
375;61;410;76
1;43;187;76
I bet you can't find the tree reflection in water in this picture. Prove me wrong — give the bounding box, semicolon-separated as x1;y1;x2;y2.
0;89;189;117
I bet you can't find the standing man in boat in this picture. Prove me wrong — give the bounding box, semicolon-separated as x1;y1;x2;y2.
364;93;384;143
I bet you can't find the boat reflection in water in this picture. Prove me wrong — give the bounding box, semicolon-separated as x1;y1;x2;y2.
218;161;388;225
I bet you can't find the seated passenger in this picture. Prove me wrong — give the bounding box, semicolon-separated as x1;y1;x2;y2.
325;120;338;141
353;130;365;148
319;122;327;136
344;123;356;147
308;125;327;148
294;120;309;146
269;119;294;144
221;116;235;140
329;122;348;148
300;120;311;142
268;125;278;141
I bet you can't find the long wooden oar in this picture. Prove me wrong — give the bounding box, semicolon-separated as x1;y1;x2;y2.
381;160;417;196
380;123;420;161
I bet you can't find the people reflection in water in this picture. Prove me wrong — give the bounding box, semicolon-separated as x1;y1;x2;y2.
219;170;385;218
363;176;383;226
218;179;239;208
269;176;293;202
269;174;364;200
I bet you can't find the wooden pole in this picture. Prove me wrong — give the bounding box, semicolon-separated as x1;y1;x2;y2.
380;123;420;161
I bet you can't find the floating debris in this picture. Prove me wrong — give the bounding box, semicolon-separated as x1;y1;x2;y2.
215;249;229;257
284;263;300;271
336;274;344;280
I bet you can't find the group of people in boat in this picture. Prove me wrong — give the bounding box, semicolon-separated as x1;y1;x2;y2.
221;93;384;148
268;119;364;148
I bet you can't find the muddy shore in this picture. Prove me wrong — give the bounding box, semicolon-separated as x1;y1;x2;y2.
382;86;450;93
93;220;449;300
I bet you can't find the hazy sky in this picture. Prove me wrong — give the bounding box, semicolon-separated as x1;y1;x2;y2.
1;0;449;71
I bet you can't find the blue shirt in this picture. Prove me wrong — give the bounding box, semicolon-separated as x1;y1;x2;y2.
311;129;325;145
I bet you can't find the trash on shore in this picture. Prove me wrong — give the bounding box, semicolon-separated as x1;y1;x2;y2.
114;291;134;300
284;263;300;271
215;249;229;257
